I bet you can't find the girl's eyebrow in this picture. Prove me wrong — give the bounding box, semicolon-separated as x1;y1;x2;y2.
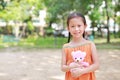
78;24;81;26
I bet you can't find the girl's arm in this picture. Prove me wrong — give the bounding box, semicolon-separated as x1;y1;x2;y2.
82;42;99;74
61;47;70;72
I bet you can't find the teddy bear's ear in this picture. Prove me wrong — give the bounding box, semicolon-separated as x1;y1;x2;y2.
71;51;75;56
82;52;86;57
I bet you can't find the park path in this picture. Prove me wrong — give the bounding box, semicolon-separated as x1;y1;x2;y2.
0;47;120;80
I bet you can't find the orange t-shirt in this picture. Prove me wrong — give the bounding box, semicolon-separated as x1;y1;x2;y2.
63;42;96;80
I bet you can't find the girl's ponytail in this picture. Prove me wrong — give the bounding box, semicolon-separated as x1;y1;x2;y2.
67;32;71;43
83;31;85;38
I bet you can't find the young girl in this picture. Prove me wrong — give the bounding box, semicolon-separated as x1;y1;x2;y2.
61;12;99;80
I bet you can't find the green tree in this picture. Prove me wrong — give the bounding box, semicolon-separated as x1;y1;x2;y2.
45;0;99;27
0;0;7;10
0;0;45;37
88;0;103;37
89;8;102;37
112;0;120;38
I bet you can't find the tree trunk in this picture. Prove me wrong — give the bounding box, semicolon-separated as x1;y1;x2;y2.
105;0;110;43
113;14;116;38
91;21;95;37
19;23;26;38
14;23;20;39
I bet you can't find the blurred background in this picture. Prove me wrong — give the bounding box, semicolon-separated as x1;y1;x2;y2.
0;0;120;48
0;0;120;80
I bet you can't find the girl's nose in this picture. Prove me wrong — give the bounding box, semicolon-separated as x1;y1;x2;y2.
75;26;79;30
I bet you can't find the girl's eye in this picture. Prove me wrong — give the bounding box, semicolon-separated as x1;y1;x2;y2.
71;26;75;28
78;25;81;27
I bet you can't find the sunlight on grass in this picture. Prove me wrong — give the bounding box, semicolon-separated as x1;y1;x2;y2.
0;36;120;49
94;38;120;44
94;38;120;49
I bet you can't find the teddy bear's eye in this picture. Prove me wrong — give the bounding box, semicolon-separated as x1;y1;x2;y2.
80;58;82;59
75;58;77;59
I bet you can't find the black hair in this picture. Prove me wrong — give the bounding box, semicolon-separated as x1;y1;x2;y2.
67;12;86;43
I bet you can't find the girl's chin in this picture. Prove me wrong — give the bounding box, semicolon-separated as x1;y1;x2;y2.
73;35;82;38
71;34;83;38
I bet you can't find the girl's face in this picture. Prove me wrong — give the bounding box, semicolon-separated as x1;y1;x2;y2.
68;17;86;39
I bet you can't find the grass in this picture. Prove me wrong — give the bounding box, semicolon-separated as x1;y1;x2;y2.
94;38;120;49
0;36;120;49
0;36;67;48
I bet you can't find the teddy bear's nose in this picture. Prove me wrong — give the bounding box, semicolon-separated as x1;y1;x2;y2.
77;60;79;62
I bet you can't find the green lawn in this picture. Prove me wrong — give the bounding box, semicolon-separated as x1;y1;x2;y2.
0;36;120;49
0;36;67;48
94;38;120;49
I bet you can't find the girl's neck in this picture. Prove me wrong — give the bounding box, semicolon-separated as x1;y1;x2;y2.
70;37;85;45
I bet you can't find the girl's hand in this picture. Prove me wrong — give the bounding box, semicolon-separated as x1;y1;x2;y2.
71;68;84;78
69;62;82;69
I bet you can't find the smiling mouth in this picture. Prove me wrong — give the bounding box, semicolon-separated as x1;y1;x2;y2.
74;32;80;34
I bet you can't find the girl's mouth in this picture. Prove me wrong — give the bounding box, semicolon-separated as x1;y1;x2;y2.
74;32;80;35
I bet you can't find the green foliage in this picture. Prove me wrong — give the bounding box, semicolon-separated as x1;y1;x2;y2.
0;10;7;19
116;15;120;25
0;0;45;21
44;27;53;36
89;9;101;22
0;0;7;10
27;21;34;31
88;0;103;22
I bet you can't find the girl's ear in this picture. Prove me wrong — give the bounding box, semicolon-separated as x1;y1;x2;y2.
84;24;87;29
